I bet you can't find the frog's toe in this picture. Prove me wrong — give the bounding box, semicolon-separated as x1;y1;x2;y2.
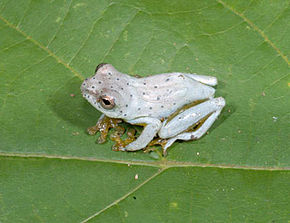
119;147;127;152
124;143;143;152
163;138;177;155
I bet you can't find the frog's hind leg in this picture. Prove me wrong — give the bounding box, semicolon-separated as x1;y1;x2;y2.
160;97;226;154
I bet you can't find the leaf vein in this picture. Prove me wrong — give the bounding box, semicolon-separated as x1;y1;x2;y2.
0;14;84;80
217;0;289;65
101;10;140;62
80;168;167;222
46;0;74;47
0;153;288;171
67;1;115;65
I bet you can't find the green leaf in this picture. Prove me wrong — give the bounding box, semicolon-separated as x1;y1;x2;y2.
0;0;289;222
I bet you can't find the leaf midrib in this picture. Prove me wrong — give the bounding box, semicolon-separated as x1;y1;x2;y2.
1;152;288;171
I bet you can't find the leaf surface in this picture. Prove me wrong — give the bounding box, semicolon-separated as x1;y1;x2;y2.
0;0;289;222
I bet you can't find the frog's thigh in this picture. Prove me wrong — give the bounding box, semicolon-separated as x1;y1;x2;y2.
158;97;225;139
161;97;225;152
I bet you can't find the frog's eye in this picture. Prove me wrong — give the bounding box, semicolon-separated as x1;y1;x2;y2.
99;95;115;109
95;63;108;73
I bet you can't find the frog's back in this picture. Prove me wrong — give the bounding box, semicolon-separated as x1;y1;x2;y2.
136;72;214;101
132;72;216;118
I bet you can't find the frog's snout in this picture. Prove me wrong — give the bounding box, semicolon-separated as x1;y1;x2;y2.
80;79;88;93
80;79;99;96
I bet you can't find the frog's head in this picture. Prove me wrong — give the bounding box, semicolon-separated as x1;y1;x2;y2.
80;63;132;118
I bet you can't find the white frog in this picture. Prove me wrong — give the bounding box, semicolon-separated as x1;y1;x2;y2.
81;63;225;154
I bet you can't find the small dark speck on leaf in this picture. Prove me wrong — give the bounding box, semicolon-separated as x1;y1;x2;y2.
133;196;136;200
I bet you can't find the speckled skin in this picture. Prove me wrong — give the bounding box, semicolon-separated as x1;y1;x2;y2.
81;64;225;152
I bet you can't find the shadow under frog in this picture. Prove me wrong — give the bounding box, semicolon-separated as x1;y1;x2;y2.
47;76;99;130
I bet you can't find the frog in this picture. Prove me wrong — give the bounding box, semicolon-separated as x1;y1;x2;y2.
81;63;226;154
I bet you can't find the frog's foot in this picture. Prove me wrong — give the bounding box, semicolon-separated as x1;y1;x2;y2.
143;138;168;155
110;128;136;151
87;115;123;144
87;125;99;136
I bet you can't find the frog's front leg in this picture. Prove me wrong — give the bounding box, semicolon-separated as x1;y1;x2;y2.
123;117;162;151
87;114;122;143
159;97;225;153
